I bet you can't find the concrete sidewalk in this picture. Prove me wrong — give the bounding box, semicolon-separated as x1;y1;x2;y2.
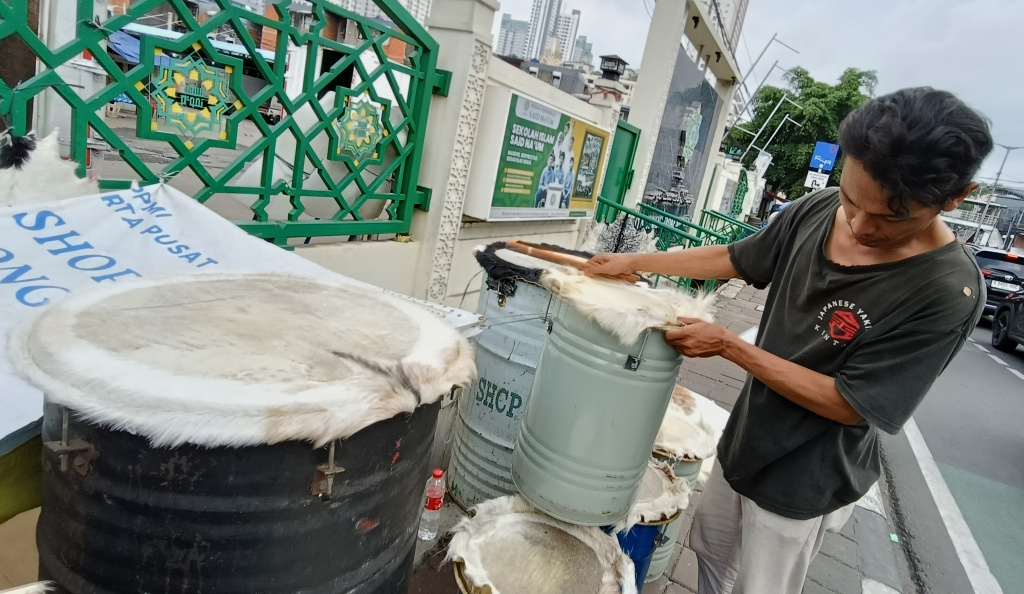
644;279;905;594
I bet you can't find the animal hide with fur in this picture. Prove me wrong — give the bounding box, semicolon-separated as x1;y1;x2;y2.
446;495;637;594
613;458;691;533
540;266;716;344
0;583;52;594
9;274;475;448
654;385;731;462
0;129;98;207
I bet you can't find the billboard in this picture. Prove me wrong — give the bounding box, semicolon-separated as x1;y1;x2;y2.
489;94;610;220
643;48;724;210
642;47;720;211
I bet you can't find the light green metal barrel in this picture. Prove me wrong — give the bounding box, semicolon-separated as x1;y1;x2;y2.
646;456;703;582
512;297;683;526
447;279;551;509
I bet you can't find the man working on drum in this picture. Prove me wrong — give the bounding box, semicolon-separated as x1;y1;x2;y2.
584;88;992;594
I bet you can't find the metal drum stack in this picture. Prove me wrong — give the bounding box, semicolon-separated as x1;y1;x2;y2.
447;242;593;508
11;274;474;594
646;385;731;583
511;264;708;526
444;241;717;593
612;459;691;591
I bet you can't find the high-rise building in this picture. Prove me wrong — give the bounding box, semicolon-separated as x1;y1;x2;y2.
496;13;531;58
699;0;748;53
526;0;561;60
554;9;579;63
332;0;432;25
570;34;593;65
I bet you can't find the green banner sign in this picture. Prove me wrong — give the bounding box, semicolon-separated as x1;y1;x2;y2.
489;94;609;220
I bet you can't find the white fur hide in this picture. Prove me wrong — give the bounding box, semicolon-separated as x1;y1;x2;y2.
446;495;637;594
613;458;691;533
8;274;475;448
653;385;731;461
0;130;98;207
540;266;716;344
0;583;53;594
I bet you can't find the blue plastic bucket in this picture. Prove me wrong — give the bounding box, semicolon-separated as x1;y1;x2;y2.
606;519;675;592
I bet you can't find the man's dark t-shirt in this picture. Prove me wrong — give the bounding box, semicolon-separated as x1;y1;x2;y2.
721;188;984;520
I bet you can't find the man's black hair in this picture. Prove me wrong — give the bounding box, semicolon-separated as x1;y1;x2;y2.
838;87;993;216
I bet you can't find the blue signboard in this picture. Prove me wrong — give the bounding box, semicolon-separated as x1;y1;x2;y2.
810;141;840;172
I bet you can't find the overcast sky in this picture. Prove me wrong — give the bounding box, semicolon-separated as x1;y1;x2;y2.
491;0;1024;190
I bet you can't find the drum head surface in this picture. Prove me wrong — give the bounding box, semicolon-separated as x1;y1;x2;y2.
447;496;636;594
481;520;603;594
12;274;474;448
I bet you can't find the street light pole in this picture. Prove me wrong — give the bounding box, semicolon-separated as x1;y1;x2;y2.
736;62;798;121
979;143;1023;246
741;94;802;160
734;33;799;122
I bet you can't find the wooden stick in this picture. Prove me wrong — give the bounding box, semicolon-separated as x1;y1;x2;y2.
504;239;643;284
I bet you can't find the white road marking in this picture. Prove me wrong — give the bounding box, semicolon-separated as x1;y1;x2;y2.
1009;368;1024;381
988;354;1008;366
974;344;990;353
862;579;901;594
905;419;1003;594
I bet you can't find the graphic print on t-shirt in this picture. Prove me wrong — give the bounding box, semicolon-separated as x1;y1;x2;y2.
815;299;873;347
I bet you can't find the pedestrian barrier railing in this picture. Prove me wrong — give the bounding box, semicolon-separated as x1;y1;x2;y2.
595;196;717;293
698;210;760;243
0;0;444;245
638;203;729;246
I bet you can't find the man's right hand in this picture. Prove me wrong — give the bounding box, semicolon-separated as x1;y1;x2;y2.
582;253;637;277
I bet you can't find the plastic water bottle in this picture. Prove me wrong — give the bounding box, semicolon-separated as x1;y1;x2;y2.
417;468;445;540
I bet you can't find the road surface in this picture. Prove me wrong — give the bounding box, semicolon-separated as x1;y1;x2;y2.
882;320;1024;593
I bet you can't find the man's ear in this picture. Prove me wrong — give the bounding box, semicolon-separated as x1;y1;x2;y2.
941;182;979;212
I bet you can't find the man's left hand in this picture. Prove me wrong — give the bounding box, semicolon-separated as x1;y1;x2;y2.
664;317;736;358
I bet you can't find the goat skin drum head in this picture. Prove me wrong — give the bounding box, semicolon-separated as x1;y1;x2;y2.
478;523;603;594
11;274;474;448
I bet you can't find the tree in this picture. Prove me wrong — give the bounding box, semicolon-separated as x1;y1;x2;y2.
725;67;877;200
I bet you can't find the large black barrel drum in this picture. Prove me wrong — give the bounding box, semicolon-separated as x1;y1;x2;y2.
37;400;439;594
12;274;474;594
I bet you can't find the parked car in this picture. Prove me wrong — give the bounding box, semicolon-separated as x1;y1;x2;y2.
991;291;1024;353
970;247;1024;315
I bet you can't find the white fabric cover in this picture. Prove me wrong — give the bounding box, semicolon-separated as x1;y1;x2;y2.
539;266;716;344
446;495;637;594
654;385;732;462
9;274;475;448
613;458;691;533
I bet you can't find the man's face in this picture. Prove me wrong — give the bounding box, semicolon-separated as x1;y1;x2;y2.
547;155;555;168
558;154;565;167
838;158;964;249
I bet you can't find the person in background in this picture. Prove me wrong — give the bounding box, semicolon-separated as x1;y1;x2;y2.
584;87;993;594
562;155;576;208
535;152;559;208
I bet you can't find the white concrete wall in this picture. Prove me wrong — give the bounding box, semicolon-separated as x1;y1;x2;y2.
295;240;421;295
691;152;765;225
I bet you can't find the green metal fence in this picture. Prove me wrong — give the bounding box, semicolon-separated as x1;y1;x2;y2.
595;197;718;292
0;0;445;244
699;209;760;243
639;203;729;246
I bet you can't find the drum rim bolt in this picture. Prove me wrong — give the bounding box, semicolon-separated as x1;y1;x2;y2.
44;407;98;476
313;440;345;498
